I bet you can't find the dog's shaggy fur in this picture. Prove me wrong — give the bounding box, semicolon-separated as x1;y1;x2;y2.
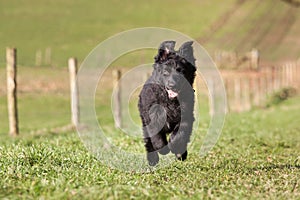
138;41;196;166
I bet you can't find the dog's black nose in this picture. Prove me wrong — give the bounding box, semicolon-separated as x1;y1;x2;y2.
167;81;176;89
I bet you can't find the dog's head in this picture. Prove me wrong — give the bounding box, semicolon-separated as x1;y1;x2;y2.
153;41;196;99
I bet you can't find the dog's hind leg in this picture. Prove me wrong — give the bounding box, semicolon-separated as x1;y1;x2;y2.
152;133;169;155
177;151;187;161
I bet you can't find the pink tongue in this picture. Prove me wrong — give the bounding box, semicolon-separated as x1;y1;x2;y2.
167;89;178;98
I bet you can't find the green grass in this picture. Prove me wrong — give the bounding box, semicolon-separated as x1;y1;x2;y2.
0;66;71;135
0;95;299;199
0;66;299;198
201;0;300;63
1;1;300;198
0;0;234;67
1;0;300;67
0;94;70;135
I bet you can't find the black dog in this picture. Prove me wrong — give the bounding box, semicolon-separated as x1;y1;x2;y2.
138;41;196;166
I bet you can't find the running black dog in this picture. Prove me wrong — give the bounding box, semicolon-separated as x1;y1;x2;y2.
138;41;196;166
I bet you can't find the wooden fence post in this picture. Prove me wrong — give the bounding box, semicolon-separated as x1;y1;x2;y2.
282;65;287;87
6;48;19;136
45;47;51;65
224;79;231;113
295;58;300;89
252;77;260;107
265;67;273;95
292;62;298;88
273;66;280;90
287;63;293;86
233;77;241;112
68;58;79;127
35;50;42;66
242;77;251;111
113;69;122;128
250;48;259;70
291;62;296;87
278;66;283;89
259;75;267;106
207;77;216;116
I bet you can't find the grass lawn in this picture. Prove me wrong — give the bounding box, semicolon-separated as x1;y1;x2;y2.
1;0;300;198
0;94;299;199
0;0;235;67
1;0;300;67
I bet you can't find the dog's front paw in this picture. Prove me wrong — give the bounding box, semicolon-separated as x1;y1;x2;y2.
176;151;188;161
147;152;159;166
168;138;187;156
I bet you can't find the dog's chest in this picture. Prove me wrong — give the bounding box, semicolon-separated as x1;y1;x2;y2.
163;97;181;124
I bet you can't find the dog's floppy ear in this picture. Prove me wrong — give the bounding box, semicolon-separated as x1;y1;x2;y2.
154;41;175;63
178;41;196;66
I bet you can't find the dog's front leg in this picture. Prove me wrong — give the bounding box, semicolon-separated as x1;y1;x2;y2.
142;136;158;166
168;121;192;160
142;102;169;166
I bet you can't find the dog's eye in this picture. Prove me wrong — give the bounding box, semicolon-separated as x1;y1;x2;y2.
176;68;184;73
167;59;176;66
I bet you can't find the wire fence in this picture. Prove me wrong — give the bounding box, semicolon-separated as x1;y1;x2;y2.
2;47;300;136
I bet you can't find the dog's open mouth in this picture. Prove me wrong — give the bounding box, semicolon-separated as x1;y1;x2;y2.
166;89;178;99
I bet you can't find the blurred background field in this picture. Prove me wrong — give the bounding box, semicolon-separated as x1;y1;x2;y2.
1;0;300;67
0;0;300;199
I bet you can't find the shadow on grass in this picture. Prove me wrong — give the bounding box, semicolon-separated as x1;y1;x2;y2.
252;164;300;171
